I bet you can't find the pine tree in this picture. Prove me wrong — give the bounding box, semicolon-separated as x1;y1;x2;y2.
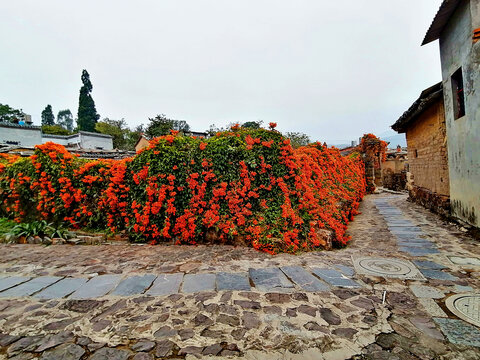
41;105;55;126
57;109;74;131
77;69;99;132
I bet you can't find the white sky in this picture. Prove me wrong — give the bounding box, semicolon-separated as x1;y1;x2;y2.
0;0;442;144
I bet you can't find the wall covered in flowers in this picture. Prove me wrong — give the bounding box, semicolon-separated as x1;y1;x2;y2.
0;125;367;254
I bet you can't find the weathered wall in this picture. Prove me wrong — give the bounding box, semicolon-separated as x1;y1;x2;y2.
405;98;450;196
79;132;113;150
440;0;480;227
0;125;42;147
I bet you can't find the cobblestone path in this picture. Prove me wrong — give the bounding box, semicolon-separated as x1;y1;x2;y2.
0;193;479;359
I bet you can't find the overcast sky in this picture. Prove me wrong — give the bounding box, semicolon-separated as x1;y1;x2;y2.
0;0;442;144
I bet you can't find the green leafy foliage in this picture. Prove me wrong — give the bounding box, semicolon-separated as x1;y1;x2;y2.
41;105;55;126
42;125;74;135
95;118;139;150
57;109;74;131
77;69;100;132
0;103;24;123
285;132;311;148
145;114;190;138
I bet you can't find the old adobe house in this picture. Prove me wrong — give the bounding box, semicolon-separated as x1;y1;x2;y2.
424;0;480;227
392;83;450;215
394;0;480;228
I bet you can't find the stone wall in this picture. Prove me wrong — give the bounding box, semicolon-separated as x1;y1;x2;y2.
439;0;480;227
405;98;450;199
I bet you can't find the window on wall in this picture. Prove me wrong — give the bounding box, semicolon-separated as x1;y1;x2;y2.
451;68;466;119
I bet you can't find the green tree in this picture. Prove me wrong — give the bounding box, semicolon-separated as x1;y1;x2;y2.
77;69;100;132
126;124;144;150
41;105;55;126
57;109;74;131
145;114;190;138
0;103;24;123
242;120;262;129
95;118;129;149
41;125;73;135
285;132;311;148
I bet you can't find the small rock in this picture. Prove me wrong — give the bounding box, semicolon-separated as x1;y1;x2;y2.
178;346;203;355
217;314;240;326
263;306;282;315
297;304;317;317
131;340;155;352
332;328;358;339
303;321;328;332
178;328;195;340
231;328;247;340
153;326;177;338
39;344;85;360
319;308;341;325
265;293;291;304
89;347;131;360
155;340;174;357
132;353;153;360
234;300;261;309
285;308;297;317
203;343;223;356
193;313;214;326
35;331;74;352
332;289;359;300
242;311;261;329
0;334;21;347
61;300;106;313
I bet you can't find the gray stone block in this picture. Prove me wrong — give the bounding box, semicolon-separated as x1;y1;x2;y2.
280;266;329;292
0;276;32;292
433;318;480;347
249;268;294;292
419;269;458;281
69;274;122;299
111;274;156;296
413;260;446;270
182;273;216;293
216;272;251;291
311;268;361;288
0;276;62;297
146;273;183;296
35;277;88;299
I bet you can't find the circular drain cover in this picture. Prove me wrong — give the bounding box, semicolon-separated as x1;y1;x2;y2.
353;256;425;280
446;293;480;328
358;258;412;275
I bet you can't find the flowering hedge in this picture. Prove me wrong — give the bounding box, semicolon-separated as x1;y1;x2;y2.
0;126;366;254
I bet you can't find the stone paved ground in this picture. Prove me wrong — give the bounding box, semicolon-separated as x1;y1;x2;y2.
0;193;479;359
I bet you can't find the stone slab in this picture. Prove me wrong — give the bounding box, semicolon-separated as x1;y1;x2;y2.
445;293;480;328
249;268;295;292
413;260;446;270
69;275;122;299
0;276;32;293
419;269;458;281
396;241;436;248
393;233;427;241
216;272;251;291
448;256;480;267
418;298;447;318
333;264;355;277
385;221;416;227
35;277;88;299
182;273;216;293
111;274;157;296
410;285;444;299
146;273;183;296
352;256;425;280
280;266;329;292
389;227;423;233
433;318;480;347
311;268;361;288
399;247;440;256
0;276;62;297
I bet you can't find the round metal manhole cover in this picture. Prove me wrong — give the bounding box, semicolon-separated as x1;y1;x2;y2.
353;256;425;280
446;293;480;328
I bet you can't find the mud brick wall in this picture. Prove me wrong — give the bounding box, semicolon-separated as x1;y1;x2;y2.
405;98;450;198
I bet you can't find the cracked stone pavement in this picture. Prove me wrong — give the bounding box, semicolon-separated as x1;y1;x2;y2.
0;193;479;359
